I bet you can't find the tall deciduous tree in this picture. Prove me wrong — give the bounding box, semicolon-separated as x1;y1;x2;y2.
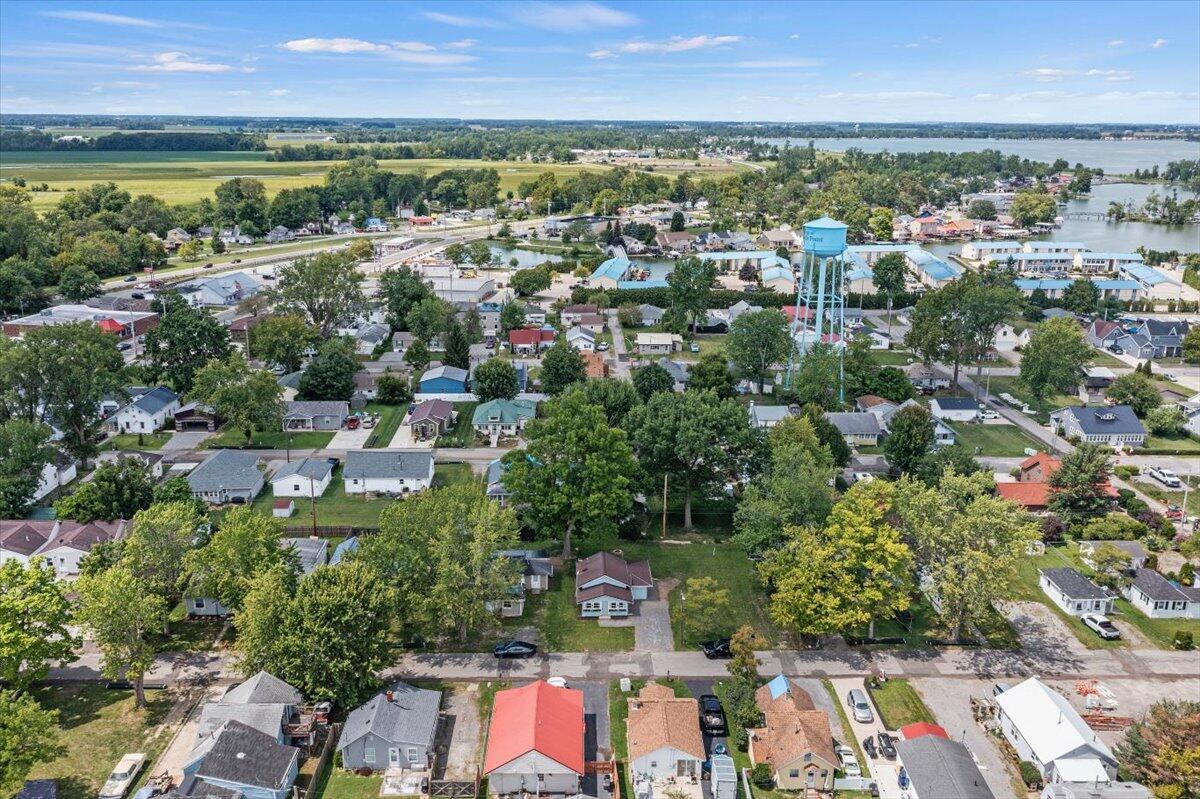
0;559;79;693
632;362;675;400
184;507;296;613
144;296;231;394
58;263;102;302
681;576;731;643
884;404;935;475
1115;700;1200;792
1020;316;1091;409
473;358;519;402
571;380;641;427
727;309;792;393
0;419;53;518
249;314;320;373
1106;371;1162;417
687;351;738;398
626;390;757;530
1049;443;1114;528
666;256;717;334
75;565;167;708
214;177;269;235
0;691;61;795
871;252;907;340
272;251;366;336
298;338;358;402
539;337;586;395
122;501;205;612
380;267;433;331
54;457;154;522
502;392;637;557
190;354;284;444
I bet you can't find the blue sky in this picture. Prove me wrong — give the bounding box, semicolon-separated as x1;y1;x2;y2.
2;0;1197;123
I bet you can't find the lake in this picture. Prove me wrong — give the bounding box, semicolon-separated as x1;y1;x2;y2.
760;137;1200;174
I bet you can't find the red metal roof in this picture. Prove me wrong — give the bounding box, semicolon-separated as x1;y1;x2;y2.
484;681;585;775
996;481;1052;508
97;318;124;333
509;328;555;346
900;722;949;741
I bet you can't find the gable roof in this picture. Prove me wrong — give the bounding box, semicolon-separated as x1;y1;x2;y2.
932;396;978;411
197;701;289;742
421;365;469;385
194;721;299;791
627;683;705;762
473;399;538;426
823;411;881;436
484;681;585;775
330;536;359;566
894;737;995;799
222;671;303;705
341;682;441;750
509;328;556;347
994;677;1114;766
281;537;327;574
272;458;333;484
576;551;653;589
0;520;54;556
41;520;125;553
1020;452;1062;475
407;399;455;424
1041;567;1109;600
344;450;434;481
122;386;178;415
283;401;347;420
188;450;262;492
996;482;1052;508
1130;567;1200;603
1054;405;1146;436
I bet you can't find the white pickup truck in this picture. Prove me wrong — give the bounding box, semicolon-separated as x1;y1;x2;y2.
1148;466;1183;489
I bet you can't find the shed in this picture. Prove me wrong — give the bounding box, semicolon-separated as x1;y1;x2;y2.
710;755;736;799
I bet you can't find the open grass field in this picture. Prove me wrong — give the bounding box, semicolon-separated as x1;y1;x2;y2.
985;374;1080;422
312;770;383;799
206;427;334;449
27;684;174;799
106;432;171;450
866;678;936;730
1;152;620;210
948;421;1042;456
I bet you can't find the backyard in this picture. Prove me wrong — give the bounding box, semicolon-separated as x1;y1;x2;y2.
948;420;1042;457
27;684;174;799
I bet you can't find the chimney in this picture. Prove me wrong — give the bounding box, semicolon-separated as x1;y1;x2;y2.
386;690;394;703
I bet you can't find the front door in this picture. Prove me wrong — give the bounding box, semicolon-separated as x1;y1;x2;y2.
806;770;815;788
389;747;401;767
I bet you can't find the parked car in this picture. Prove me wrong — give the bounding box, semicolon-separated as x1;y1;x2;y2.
597;342;609;352
123;275;137;283
699;638;732;659
835;744;861;777
1165;505;1184;520
689;342;701;353
979;409;1000;420
493;640;538;659
699;694;727;735
202;263;213;269
99;753;147;799
1108;345;1124;354
877;732;897;759
1082;614;1121;640
852;472;875;484
712;742;728;757
1148;467;1182;489
861;736;877;759
131;292;145;300
847;689;874;724
262;273;276;280
117;342;132;351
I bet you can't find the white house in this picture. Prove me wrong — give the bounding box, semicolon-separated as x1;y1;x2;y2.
994;323;1031;351
1125;568;1200;620
929;396;980;422
1039;568;1115;617
635;332;683;355
575;551;653;618
565;326;596;352
34;459;78;502
343;450;434;495
36;520;128;577
994;677;1117;782
484;681;584;797
627;683;706;780
106;386;180;434
270;458;333;498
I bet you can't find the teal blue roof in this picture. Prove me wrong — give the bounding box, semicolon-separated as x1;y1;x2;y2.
1016;279;1072;290
472;398;538;426
617;279;669;289
1092;279;1140;290
765;674;790;700
591;254;633;282
804;215;848;231
1119;264;1168;286
761;266;793;282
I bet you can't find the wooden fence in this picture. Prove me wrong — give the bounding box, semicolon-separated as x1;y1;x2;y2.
294;722;342;799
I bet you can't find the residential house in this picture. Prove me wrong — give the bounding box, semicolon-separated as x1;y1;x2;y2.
566;326;596;352
266;226;294;244
575;551;653;618
929;396;979;422
419;365;469;394
560;305;598;326
1087;319;1124;351
748;403;795;429
635;332;683;355
174;402;221;432
498;549;554;593
1079;540;1148;572
17;520;126;576
508;327;556;355
626;683;706;780
218;226;254;246
654;231;696;252
483;681;584;797
994;677;1118;782
405;399;455;441
996;481;1057;512
392;331;415;354
106;386;180;434
281;537;328;574
573;313;606;335
994;323;1031;351
1039;568;1115;617
1049;406;1146;448
477;302;503;336
1124;568;1200;620
657;359;690;392
894;736;996;799
165;227;192;249
338;682;441;772
582;351;609;379
330;537;359;566
270;458;333;498
486;459;511;506
823;412;882;446
178;272;263;308
1040;782;1152;799
194;671;303;744
638;305;665;326
343;450;434;495
472;399;537;439
355;324;390;356
747;676;837;793
1083;367;1116;396
188;450;264;504
1130;319;1190;359
903;363;951;392
183;721;299;799
283;401;348;432
96;450;164;479
278;371;303;402
756;228;800;250
353;371;382;401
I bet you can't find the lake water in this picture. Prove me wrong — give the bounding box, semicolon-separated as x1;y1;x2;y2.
760;137;1200;174
487;245;562;269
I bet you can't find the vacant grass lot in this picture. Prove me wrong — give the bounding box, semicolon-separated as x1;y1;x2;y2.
106;432;171;450
312;770;382;799
1010;546;1128;650
27;684;173;799
948;421;1042;456
985;375;1080;422
363;403;405;448
207;427;334;449
1141;433;1200;454
866;678;936;730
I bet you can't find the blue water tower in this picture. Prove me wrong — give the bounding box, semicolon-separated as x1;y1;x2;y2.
802;215;848;256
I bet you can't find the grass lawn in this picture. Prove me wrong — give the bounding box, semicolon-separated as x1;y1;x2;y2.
312;770;382;799
1010;545;1128;650
822;679;871;779
610;536;779;649
156;601;226;652
866;678;935;730
363;403;405;448
1087;349;1128;368
434;462;478;488
675;334;727;362
948;421;1042;457
1134;474;1200;516
28;684;174;799
873;349;917;367
521;576;635;652
1141;433;1200;454
207;426;334;449
985;375;1080;423
105;432;171;451
436;402;479;447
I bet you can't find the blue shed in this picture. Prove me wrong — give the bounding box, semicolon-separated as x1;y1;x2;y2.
419;365;469;394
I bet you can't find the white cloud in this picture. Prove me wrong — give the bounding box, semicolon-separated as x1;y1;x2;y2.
446;39;478;49
226;90;251;96
618;35;740;54
131;52;237;73
41;9;161;28
1152;38;1168;48
788;34;801;39
1024;67;1075;82
588;49;617;59
1107;39;1125;46
282;38;390;54
268;89;290;96
731;58;821;69
512;2;637;32
1086;69;1133;81
904;42;920;48
423;11;504;28
280;37;476;65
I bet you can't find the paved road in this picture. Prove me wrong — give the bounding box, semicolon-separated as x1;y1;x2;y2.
604;309;633;381
160;444;517;472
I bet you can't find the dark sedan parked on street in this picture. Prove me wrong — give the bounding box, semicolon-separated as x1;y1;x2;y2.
493;640;538;659
699;639;732;659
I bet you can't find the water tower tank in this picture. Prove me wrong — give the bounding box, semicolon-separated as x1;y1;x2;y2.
802;215;848;256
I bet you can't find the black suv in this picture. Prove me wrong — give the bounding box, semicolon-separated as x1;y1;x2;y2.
699;639;732;659
699;694;727;735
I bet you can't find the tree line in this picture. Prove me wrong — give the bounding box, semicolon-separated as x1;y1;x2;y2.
0;129;267;151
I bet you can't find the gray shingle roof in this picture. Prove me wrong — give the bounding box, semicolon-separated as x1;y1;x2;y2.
222;671;303;705
823;411;882;436
421;365;469;384
283;401;347;419
194;721;298;791
128;386;179;415
188;450;262;492
1131;568;1200;603
933;396;979;411
340;682;441;751
197;702;289;742
1055;405;1146;436
272;458;333;483
344;450;434;480
281;538;328;574
894;737;995;799
1042;567;1109;600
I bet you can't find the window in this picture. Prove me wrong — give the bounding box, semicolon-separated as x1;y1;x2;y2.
789;770;799;779
365;747;376;763
294;484;300;492
408;747;420;762
194;598;206;609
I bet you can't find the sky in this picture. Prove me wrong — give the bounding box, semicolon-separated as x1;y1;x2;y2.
1;0;1198;124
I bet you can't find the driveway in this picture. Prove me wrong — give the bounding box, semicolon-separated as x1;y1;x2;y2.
604;309;632;381
999;600;1091;667
634;585;675;652
389;424;434;448
437;684;482;780
163;430;210;451
328;424;372;449
910;678;1021;799
828;676;902;799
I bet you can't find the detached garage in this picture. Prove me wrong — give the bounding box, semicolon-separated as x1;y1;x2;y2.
929;396;980;422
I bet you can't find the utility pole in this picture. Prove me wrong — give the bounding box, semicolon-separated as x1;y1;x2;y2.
661;473;668;539
310;471;318;538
